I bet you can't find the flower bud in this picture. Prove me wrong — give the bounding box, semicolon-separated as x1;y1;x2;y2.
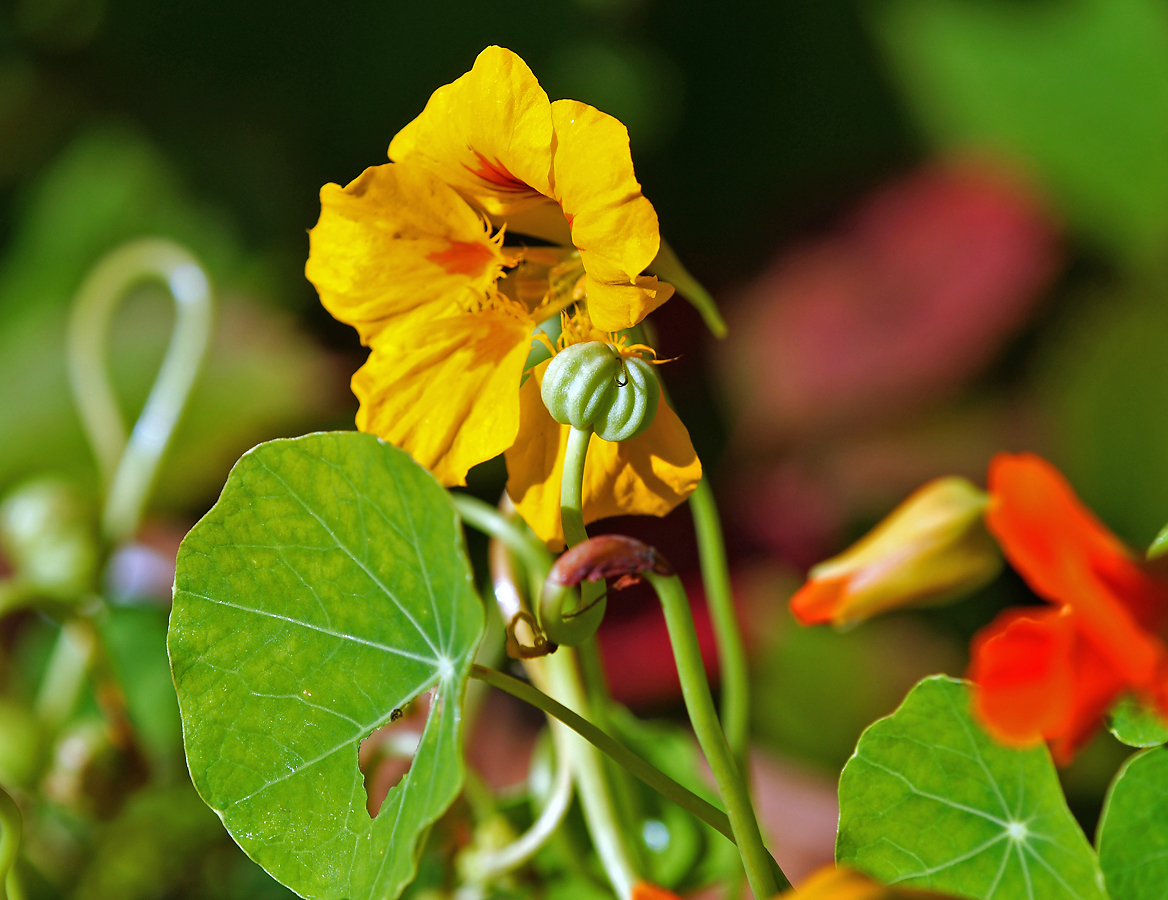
541;341;660;442
789;477;1002;627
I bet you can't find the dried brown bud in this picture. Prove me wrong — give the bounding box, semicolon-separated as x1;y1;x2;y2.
546;535;674;590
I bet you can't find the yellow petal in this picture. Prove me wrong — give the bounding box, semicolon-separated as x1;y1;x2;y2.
307;162;506;345
505;361;701;548
550;99;669;331
389;46;554;216
789;477;1002;628
353;311;533;486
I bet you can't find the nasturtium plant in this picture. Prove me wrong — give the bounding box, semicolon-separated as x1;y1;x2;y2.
1107;694;1168;749
169;431;484;900
1096;747;1168;900
837;676;1106;900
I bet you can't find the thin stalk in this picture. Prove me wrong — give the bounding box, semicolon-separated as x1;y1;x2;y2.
691;478;751;775
35;619;96;733
67;239;213;544
452;493;553;579
461;495;627;887
0;786;22;900
560;426;592;548
557;427;642;860
472;664;733;843
462;719;574;882
540;649;639;900
558;426;608;653
643;572;787;896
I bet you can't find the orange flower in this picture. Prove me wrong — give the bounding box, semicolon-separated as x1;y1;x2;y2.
788;477;1001;627
778;865;961;899
631;883;684;900
968;453;1168;763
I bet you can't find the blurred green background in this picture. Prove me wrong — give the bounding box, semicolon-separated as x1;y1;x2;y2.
2;0;1168;895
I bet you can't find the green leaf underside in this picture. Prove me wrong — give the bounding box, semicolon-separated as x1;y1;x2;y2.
1097;747;1168;900
837;676;1105;900
1107;694;1168;748
169;432;484;900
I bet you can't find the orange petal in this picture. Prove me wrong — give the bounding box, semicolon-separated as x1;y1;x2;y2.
968;606;1128;762
781;865;963;899
968;608;1076;748
631;883;684;900
986;453;1167;686
789;576;850;626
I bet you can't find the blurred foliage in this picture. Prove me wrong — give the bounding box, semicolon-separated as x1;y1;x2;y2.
873;0;1168;268
0;127;341;510
1037;287;1168;547
1;0;1168;894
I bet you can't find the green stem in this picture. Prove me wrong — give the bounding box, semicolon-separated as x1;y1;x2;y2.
67;238;214;544
451;493;553;579
541;428;606;645
560;426;606;623
691;478;751;775
474;660;737;840
0;786;22;900
560;426;592;548
462;717;575;882
35;618;96;733
647;239;727;338
643;572;786;896
539;650;640;900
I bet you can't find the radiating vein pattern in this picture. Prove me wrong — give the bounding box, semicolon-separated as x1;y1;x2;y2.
169;432;484;900
837;676;1106;900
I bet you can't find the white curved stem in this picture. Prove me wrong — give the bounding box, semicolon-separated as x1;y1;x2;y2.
67;238;213;544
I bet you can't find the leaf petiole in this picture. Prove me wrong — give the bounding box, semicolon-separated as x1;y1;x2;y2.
470;664;735;843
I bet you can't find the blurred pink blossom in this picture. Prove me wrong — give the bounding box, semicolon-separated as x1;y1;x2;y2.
721;160;1061;442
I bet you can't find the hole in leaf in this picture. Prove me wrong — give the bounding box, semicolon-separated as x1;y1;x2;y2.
359;689;433;818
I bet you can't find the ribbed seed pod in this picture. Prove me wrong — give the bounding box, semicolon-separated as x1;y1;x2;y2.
541;341;660;442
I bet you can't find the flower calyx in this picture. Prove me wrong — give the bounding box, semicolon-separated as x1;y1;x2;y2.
540;340;660;442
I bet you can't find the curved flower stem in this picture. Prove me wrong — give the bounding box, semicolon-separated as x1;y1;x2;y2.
463;710;575;882
459;492;638;896
0;786;23;900
557;427;643;851
34;618;96;733
690;478;751;775
452;493;553;580
642;571;786;897
560;426;593;549
473;664;734;843
539;647;639;900
67;238;214;544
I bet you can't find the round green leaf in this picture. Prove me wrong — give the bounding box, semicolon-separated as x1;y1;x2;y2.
1107;694;1168;749
1097;747;1168;900
838;675;1106;900
169;431;484;900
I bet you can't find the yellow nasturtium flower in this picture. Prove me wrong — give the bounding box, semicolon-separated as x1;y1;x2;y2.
305;45;698;543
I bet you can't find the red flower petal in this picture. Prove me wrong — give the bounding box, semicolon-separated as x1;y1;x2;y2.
985;453;1167;686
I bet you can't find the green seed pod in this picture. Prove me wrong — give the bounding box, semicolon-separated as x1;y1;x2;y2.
541;341;660;442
